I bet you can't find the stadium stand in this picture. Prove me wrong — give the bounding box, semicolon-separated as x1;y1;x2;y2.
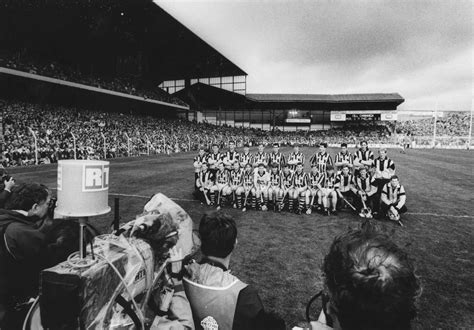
395;112;470;136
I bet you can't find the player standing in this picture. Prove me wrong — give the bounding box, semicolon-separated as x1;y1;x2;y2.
239;144;252;168
305;164;323;214
253;143;268;170
280;164;294;212
268;143;286;171
353;140;374;175
223;141;240;170
268;163;283;212
193;146;208;189
334;143;353;174
207;143;223;175
318;165;338;215
241;163;254;211
291;163;308;214
310;143;333;174
372;148;396;214
287;144;305;172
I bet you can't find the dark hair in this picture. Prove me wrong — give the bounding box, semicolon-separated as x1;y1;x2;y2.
244;144;250;148
199;212;237;258
212;143;218;148
323;221;421;330
273;143;279;147
360;140;368;146
341;143;347;148
391;175;399;180
6;183;50;211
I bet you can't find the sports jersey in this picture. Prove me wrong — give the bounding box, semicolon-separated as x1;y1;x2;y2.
193;153;208;173
307;172;323;189
281;171;293;190
215;170;229;185
354;149;374;166
254;171;270;187
336;174;354;192
354;174;375;193
240;153;252;166
287;152;305;170
199;171;214;186
230;168;244;186
335;152;353;169
269;171;282;187
310;152;333;173
208;152;223;169
242;171;254;188
292;171;307;188
374;157;395;173
223;151;240;165
321;172;337;189
382;183;406;204
253;152;268;167
268;152;286;170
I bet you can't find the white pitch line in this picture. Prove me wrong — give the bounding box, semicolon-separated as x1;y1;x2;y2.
405;212;473;219
109;192;198;203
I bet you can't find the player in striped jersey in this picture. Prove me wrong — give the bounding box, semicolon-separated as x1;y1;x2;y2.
253;143;269;170
335;164;355;211
380;175;407;223
372;148;396;214
193;146;208;189
207;143;223;175
334;143;353;174
353;140;374;175
291;163;308;214
351;166;377;217
268;163;283;212
196;162;214;205
239;144;252;168
280;164;294;211
305;164;323;214
223;140;240;170
229;162;245;208
287;144;305;172
210;162;231;208
268;143;286;171
241;163;254;211
309;143;333;174
253;163;270;210
318;165;338;215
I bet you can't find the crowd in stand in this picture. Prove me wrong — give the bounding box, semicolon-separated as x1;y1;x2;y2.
396;112;470;136
0;52;187;107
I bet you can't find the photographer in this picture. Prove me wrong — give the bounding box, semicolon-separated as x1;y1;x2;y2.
0;183;53;329
0;170;15;208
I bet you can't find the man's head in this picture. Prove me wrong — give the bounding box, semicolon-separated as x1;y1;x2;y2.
245;163;252;173
341;164;350;176
360;140;368;150
326;164;334;176
199;212;237;259
319;143;327;153
359;167;368;177
212;144;219;154
293;144;300;152
198;147;205;156
379;148;387;159
6;183;51;219
233;162;240;171
218;162;225;171
390;175;400;188
273;143;279;153
244;144;250;153
311;164;318;174
229;141;235;151
283;163;290;174
258;163;266;174
322;222;420;330
296;163;303;173
341;143;347;154
258;143;264;153
271;163;279;173
201;162;208;172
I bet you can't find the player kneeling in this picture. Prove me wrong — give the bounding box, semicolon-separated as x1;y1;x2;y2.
241;163;254;212
291;163;308;214
318;165;338;215
268;163;284;212
253;163;270;211
335;164;356;212
351;166;377;218
306;164;322;214
211;162;231;209
196;163;214;205
380;175;407;225
229;162;245;208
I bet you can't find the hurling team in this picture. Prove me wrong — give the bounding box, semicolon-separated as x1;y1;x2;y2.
193;140;407;223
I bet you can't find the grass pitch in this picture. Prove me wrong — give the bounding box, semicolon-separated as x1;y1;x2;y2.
9;147;474;329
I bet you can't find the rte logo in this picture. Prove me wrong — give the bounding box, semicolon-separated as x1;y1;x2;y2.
83;165;109;191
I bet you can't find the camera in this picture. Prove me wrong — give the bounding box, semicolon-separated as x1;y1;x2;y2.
48;197;57;219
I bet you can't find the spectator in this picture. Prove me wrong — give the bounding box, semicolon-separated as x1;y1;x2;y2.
183;211;285;330
305;221;421;330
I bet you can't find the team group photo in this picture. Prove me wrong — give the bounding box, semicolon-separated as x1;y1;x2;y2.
0;0;472;330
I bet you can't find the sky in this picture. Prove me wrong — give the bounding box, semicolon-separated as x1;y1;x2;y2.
155;0;472;110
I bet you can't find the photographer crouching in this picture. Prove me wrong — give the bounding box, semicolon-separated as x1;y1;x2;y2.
0;183;58;328
0;169;15;208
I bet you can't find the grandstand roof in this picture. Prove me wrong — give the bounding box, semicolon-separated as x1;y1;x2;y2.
0;0;246;83
246;93;404;104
